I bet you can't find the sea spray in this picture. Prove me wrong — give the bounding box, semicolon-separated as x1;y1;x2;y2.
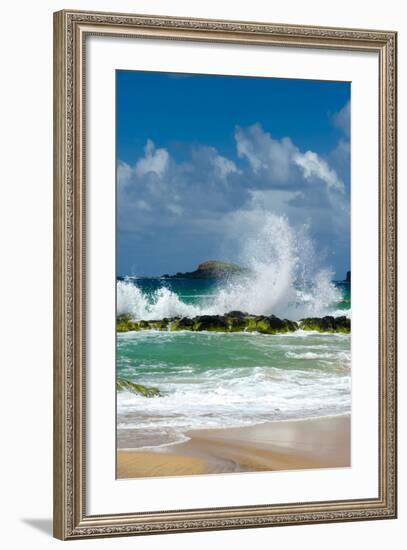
211;215;342;318
117;214;344;321
117;283;201;319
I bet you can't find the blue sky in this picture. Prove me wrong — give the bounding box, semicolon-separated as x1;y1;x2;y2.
117;70;350;278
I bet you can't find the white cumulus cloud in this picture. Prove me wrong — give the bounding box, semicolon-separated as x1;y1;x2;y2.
235;123;297;183
293;150;345;193
117;124;349;277
135;139;169;178
211;153;240;182
117;160;132;187
332;100;350;138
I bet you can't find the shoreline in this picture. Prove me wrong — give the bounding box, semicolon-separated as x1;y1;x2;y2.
117;414;350;479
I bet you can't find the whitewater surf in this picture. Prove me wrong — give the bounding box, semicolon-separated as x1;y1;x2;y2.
116;215;351;450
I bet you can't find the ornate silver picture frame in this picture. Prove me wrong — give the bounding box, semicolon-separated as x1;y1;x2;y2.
53;9;397;540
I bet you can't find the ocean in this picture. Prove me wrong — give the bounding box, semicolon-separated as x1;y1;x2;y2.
116;276;351;449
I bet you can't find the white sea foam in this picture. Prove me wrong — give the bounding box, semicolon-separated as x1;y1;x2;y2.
116;328;351;448
285;351;351;361
117;351;351;442
117;284;201;319
117;214;349;321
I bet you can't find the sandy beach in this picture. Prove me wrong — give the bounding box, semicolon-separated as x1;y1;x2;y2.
117;414;350;479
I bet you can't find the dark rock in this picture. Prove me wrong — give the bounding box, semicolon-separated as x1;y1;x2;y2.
334;316;351;331
224;311;250;331
283;319;299;331
228;318;249;331
117;314;350;334
193;315;229;331
299;316;350;333
225;310;248;318
300;316;335;331
247;315;298;334
161;260;251;280
148;319;169;330
171;317;196;331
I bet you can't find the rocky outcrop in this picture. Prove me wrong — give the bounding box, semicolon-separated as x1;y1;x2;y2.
117;313;350;334
117;315;140;332
161;260;250;280
298;316;350;333
116;377;161;397
171;317;196;331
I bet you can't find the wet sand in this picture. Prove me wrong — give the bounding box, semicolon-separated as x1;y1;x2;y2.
117;415;350;479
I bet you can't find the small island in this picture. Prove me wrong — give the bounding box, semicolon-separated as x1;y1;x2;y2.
162;260;250;280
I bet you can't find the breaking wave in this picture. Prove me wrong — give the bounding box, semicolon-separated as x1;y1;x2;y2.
117;214;347;321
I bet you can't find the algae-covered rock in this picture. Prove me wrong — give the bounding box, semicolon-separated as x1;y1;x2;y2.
279;318;299;332
171;317;196;331
193;315;229;331
226;310;248;318
148;319;169;330
267;315;298;333
116;377;161;397
117;314;132;322
299;315;350;333
225;311;249;332
117;313;350;334
116;318;140;332
246;315;298;334
334;316;351;331
258;316;276;334
116;317;171;332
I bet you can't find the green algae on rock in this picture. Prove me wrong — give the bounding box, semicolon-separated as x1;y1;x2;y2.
116;313;350;334
298;316;350;333
116;377;161;397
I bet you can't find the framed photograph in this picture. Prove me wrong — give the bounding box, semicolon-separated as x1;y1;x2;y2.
53;9;397;540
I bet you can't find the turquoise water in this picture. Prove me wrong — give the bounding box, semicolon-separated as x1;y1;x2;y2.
116;278;351;449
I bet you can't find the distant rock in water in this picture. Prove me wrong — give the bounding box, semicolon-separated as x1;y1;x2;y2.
161;260;250;279
345;271;351;283
117;313;350;334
